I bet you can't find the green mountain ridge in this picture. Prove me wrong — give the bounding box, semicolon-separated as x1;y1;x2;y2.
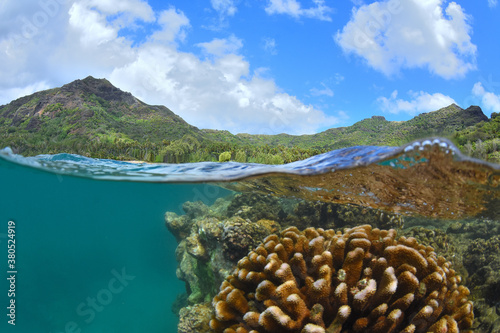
1;76;498;163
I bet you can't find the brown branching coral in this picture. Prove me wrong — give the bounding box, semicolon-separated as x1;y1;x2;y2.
210;225;473;333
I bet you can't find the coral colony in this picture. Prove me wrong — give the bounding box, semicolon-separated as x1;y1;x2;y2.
210;225;473;333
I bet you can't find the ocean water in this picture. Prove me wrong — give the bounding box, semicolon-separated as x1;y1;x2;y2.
0;158;230;333
0;138;499;332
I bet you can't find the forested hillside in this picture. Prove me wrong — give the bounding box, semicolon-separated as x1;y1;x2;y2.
1;77;498;163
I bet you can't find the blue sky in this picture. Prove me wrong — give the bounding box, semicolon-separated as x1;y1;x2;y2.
1;0;499;135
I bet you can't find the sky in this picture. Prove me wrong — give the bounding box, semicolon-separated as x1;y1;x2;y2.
0;0;499;135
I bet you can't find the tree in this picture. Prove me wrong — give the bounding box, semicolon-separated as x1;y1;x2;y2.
474;139;486;160
270;154;284;165
463;141;473;156
219;151;231;162
235;150;247;163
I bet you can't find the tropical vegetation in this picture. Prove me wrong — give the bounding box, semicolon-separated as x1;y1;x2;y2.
1;77;499;164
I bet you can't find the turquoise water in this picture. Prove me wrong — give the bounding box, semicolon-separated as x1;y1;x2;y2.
0;159;229;332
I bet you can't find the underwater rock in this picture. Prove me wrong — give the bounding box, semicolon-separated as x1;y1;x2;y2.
472;298;500;333
461;219;500;239
447;221;464;233
284;200;404;231
182;200;211;219
167;193;405;245
226;193;286;222
176;240;210;304
178;303;212;333
222;216;280;262
186;217;224;260
165;212;193;242
173;215;280;305
210;225;473;333
165;197;229;242
464;236;500;273
284;200;337;231
464;236;500;306
172;292;188;317
174;217;225;304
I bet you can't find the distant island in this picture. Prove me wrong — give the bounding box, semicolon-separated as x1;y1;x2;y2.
1;76;499;163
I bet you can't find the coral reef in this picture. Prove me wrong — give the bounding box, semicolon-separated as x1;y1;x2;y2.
166;206;280;305
210;225;473;333
283;199;404;231
178;303;213;333
402;218;500;333
400;227;462;274
222;217;280;261
226;193;286;223
165;194;500;332
463;235;500;331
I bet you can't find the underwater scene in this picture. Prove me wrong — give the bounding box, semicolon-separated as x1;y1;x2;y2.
1;137;500;333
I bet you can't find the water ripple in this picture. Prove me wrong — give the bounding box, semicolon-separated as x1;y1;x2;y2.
1;137;499;218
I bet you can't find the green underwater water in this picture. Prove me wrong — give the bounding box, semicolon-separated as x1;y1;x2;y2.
0;160;230;333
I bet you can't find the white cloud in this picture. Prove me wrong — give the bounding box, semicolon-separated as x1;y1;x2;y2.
310;83;334;97
335;0;477;79
472;82;500;112
197;35;243;57
207;0;237;30
0;0;336;135
377;90;456;115
0;81;51;106
68;2;118;46
85;0;154;22
488;0;498;8
150;7;190;43
69;0;155;40
211;0;237;17
109;45;339;134
265;0;333;21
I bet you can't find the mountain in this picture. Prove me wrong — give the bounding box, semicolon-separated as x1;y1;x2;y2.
216;104;487;150
0;76;495;163
198;104;489;153
0;76;202;141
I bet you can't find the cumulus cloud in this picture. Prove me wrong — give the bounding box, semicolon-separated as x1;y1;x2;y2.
377;90;456;115
335;0;477;79
211;0;237;17
472;82;500;112
207;0;237;29
197;35;243;57
0;0;149;89
109;43;339;134
85;0;155;24
0;0;336;135
0;81;51;106
150;7;190;43
265;0;333;21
